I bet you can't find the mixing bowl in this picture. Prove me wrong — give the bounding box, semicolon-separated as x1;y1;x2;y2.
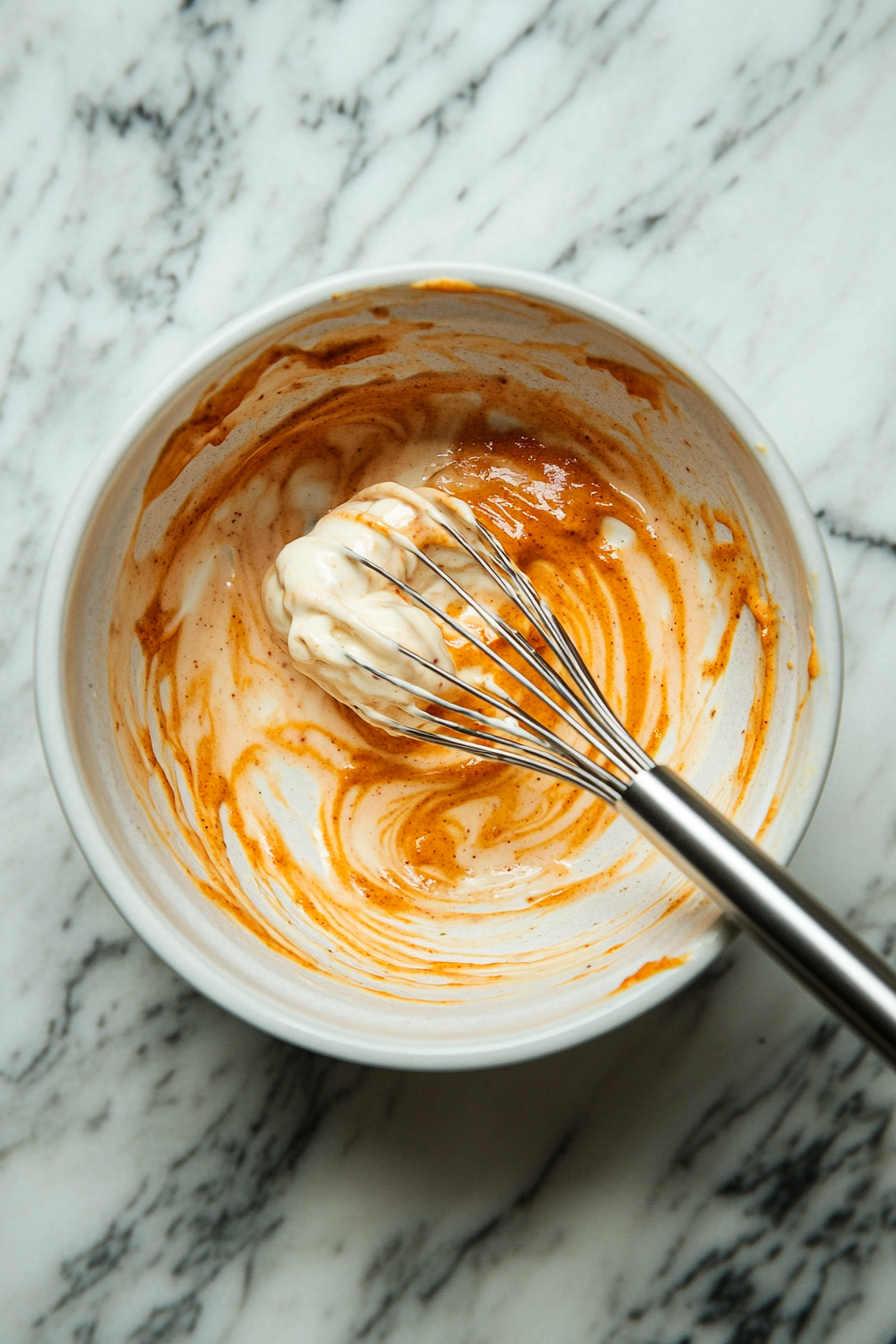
34;263;842;1069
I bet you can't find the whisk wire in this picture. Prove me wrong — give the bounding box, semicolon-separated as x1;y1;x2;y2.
373;503;650;775
361;705;620;800
469;519;652;775
345;647;625;801
386;509;599;704
347;546;636;778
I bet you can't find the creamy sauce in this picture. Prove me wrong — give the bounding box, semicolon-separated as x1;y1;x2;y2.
261;482;508;731
108;299;777;998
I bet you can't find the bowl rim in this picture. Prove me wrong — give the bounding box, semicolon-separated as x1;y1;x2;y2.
34;261;843;1070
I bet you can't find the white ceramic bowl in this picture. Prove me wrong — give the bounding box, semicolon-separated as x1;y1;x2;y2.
35;263;842;1069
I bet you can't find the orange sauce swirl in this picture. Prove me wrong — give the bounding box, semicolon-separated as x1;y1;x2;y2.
108;324;777;998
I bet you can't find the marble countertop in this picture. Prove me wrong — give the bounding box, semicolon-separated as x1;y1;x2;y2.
4;2;896;1339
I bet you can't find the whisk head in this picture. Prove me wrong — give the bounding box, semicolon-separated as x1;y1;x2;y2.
342;498;652;805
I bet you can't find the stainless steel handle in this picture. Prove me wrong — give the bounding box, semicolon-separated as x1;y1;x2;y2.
618;764;896;1065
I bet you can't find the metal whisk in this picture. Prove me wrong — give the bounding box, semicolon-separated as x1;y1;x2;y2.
344;504;896;1068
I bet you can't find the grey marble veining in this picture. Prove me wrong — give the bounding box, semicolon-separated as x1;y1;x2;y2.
4;1;896;1339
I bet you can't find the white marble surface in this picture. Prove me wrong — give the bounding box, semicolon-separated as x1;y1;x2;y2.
4;1;896;1339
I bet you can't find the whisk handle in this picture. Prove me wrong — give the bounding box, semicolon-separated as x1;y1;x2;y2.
618;765;896;1066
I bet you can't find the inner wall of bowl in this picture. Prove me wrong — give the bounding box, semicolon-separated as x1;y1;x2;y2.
64;284;824;1054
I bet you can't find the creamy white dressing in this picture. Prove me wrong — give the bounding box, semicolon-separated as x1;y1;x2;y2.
262;482;501;730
